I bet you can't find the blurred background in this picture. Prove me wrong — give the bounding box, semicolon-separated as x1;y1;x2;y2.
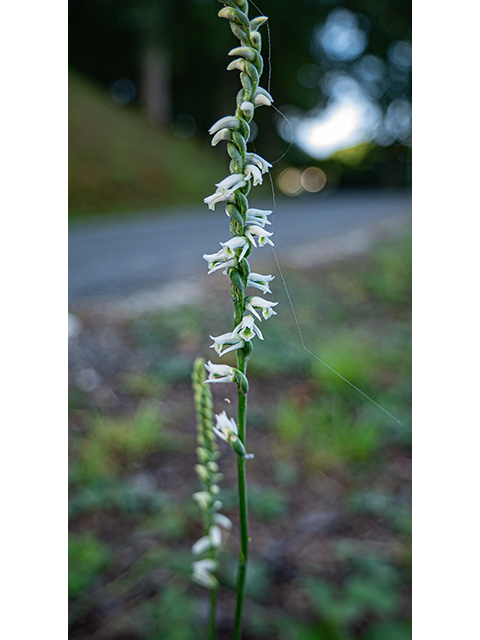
69;0;411;639
69;0;411;217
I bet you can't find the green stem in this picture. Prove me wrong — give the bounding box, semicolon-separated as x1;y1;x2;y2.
209;586;218;640
233;349;249;640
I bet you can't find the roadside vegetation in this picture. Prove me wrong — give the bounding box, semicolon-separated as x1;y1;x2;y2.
69;234;411;640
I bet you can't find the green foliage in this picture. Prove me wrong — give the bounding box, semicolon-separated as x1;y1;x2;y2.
346;490;412;535
332;143;374;166
248;324;309;378
345;575;399;615
221;483;289;522
68;235;411;638
71;403;163;484
68;479;171;518
303;570;400;637
364;621;412;640
365;236;412;307
273;459;299;486
68;388;89;411
252;550;408;640
275;398;306;446
222;558;273;602
133;307;204;348
310;329;382;399
249;484;289;521
130;309;207;382
142;504;189;541
122;372;168;398
282;621;333;640
334;542;408;588
69;532;111;598
274;396;383;471
142;584;198;640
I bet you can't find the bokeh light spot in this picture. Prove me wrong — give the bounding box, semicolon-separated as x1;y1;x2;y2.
248;121;258;143
171;114;197;140
278;168;303;196
388;41;412;70
107;79;137;106
300;167;327;193
314;9;368;62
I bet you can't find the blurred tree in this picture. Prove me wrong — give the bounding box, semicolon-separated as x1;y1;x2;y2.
69;0;411;186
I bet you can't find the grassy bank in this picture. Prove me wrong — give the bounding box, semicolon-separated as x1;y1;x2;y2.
69;72;223;219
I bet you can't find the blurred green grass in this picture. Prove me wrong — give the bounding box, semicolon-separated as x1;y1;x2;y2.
69;233;411;639
70;403;162;484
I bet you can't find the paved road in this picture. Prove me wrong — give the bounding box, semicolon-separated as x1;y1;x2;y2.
69;189;411;303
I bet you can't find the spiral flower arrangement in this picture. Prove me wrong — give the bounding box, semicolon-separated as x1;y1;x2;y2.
190;1;275;637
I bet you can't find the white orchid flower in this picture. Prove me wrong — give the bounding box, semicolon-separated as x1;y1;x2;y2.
203;248;236;274
192;558;219;589
227;58;245;72
245;224;275;248
195;464;210;483
192;491;213;509
191;523;222;557
214;513;233;530
220;236;249;260
193;558;218;573
209;525;222;548
240;101;254;118
245;163;263;186
228;46;258;62
204;173;247;210
209;115;240;136
209;332;245;357
247;272;275;295
245;208;272;227
204;361;236;384
191;536;213;556
254;94;272;107
195;447;210;464
203;237;248;274
253;86;274;107
250;16;269;31
245;153;272;175
213;411;250;458
245;296;278;321
211;128;231;146
232;315;264;341
204;191;230;210
213;410;238;442
216;173;246;194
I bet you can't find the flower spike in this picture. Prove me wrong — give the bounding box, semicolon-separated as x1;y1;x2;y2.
194;4;275;630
